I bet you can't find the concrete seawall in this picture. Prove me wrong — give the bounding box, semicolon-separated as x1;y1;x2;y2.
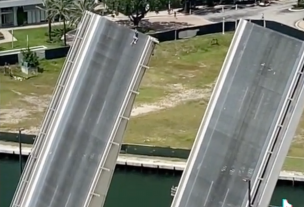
0;141;303;182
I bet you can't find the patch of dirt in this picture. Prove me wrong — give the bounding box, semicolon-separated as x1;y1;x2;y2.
0;93;51;134
20;95;51;112
293;128;304;143
1;83;214;133
21;127;41;135
0;109;30;124
131;83;214;116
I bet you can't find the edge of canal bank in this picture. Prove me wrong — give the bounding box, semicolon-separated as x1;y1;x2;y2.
0;141;303;182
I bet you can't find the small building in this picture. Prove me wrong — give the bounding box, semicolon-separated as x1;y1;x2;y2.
0;0;101;27
0;1;47;27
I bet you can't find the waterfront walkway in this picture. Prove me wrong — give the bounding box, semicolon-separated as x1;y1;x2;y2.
0;141;303;182
295;19;304;31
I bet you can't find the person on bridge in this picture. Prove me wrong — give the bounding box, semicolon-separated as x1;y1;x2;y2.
131;29;139;45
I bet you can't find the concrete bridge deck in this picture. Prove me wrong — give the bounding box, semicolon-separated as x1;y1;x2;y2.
171;19;304;207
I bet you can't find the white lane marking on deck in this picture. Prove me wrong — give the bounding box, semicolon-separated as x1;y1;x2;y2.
221;188;230;207
49;185;59;206
239;87;248;112
96;101;107;125
204;181;214;206
64;193;72;207
83;94;94;118
254;92;264;119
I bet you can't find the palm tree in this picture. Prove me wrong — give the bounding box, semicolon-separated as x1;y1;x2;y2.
48;0;73;46
298;0;304;7
37;0;55;42
69;0;102;26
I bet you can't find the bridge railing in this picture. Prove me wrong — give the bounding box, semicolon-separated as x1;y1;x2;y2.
251;51;304;206
82;25;158;207
170;186;280;207
10;12;94;207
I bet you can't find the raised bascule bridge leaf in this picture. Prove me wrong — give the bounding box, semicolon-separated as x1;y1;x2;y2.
10;11;158;207
171;19;304;207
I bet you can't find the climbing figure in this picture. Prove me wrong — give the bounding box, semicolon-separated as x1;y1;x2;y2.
131;28;139;45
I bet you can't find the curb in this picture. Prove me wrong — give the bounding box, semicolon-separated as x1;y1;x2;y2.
288;7;304;12
295;20;304;31
144;14;185;19
112;14;186;21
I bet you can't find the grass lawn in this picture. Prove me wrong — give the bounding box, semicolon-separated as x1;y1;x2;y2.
144;34;232;89
0;32;232;131
125;100;208;148
283;157;304;172
124;32;233;146
0;58;65;102
0;58;65;131
0;58;65;105
284;122;304;172
0;25;65;50
126;98;304;172
0;32;304;172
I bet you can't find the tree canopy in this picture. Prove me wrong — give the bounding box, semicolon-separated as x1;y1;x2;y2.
39;0;102;45
106;0;171;26
70;0;101;26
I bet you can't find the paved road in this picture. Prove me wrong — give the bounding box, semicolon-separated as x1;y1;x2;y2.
194;0;304;27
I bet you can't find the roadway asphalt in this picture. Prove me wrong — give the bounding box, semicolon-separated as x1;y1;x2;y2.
2;1;303;31
193;0;304;28
172;19;304;207
15;15;154;207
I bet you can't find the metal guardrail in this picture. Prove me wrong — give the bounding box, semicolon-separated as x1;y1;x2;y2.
252;50;304;206
10;13;94;207
170;186;280;207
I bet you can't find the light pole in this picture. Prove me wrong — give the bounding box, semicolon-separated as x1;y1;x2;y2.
262;13;266;27
18;128;24;175
243;178;252;207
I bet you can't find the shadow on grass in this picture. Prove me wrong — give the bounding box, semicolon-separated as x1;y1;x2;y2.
37;67;44;73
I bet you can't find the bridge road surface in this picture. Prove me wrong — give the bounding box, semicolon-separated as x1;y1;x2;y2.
10;12;157;207
171;20;304;207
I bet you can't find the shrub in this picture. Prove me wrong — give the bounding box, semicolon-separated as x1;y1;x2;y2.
294;4;304;8
21;47;39;68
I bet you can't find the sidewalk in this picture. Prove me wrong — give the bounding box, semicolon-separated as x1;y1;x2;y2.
0;11;179;31
295;19;304;31
0;22;63;31
111;9;186;21
0;9;209;31
0;140;303;180
0;30;16;44
109;11;212;27
0;141;186;170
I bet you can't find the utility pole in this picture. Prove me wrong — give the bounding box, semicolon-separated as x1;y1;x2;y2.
18;128;24;175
